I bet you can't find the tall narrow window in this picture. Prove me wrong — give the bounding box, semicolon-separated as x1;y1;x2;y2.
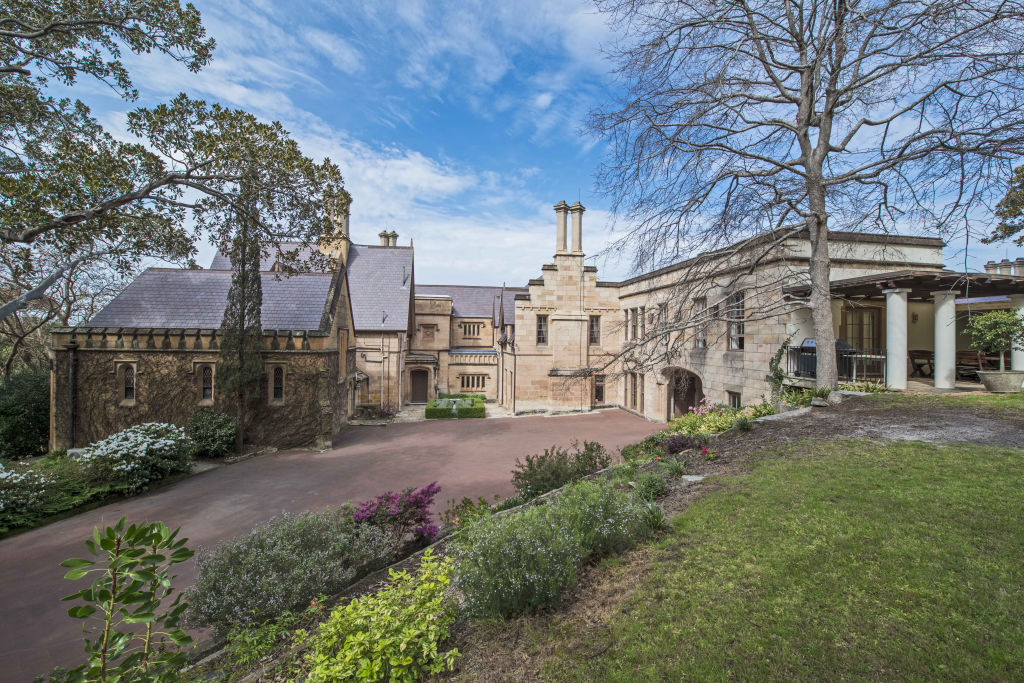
272;366;284;401
630;309;638;340
123;365;135;402
727;291;745;351
201;365;213;401
694;297;708;348
593;374;605;405
640;307;647;337
588;315;601;345
536;314;548;345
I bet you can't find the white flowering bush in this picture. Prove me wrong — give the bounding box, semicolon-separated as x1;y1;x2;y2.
554;480;654;556
79;423;193;494
0;461;50;515
185;507;399;635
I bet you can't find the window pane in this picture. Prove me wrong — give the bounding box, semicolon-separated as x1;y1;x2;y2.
202;366;213;400
273;366;283;400
123;366;135;401
536;315;548;344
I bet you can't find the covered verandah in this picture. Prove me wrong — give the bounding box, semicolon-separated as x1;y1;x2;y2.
783;270;1024;391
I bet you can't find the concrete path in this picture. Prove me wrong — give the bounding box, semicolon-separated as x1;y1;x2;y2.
0;409;658;682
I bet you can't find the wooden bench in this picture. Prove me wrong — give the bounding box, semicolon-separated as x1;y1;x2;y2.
955;351;999;380
908;349;933;378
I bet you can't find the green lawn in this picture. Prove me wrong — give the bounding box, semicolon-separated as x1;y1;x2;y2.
544;439;1024;681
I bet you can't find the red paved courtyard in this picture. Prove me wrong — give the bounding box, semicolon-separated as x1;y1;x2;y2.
0;409;658;681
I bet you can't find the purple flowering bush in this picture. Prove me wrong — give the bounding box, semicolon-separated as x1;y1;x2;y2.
353;482;442;545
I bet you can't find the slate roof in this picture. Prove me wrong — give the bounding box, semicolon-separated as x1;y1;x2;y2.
84;268;332;330
416;284;527;323
346;244;414;332
208;242;325;271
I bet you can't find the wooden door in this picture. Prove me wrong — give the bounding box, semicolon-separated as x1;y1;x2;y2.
410;370;428;404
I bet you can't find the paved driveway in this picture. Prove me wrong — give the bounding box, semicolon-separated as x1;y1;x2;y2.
0;409;658;681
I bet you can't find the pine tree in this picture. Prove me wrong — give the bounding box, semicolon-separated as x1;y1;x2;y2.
217;180;264;454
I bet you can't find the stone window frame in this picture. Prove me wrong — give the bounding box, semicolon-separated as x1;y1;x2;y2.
588;315;601;346
194;362;215;406
536;314;548;345
727;291;745;351
460;321;483;338
593;374;605;405
267;363;287;405
693;297;708;348
114;360;138;407
728;391;742;409
460;373;486;390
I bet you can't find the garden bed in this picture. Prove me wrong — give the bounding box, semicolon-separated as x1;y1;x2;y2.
426;396;486;419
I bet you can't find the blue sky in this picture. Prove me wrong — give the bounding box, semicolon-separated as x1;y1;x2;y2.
77;0;1016;285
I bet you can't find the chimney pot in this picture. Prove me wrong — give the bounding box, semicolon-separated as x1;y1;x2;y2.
388;230;399;247
554;201;569;254
1014;257;1024;276
999;258;1013;275
984;260;998;274
569;202;585;254
379;230;389;246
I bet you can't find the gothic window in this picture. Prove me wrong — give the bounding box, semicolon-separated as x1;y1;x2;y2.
200;365;214;402
117;363;137;406
268;365;285;404
123;366;135;401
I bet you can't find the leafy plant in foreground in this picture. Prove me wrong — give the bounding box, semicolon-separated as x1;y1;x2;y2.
55;517;193;682
186;410;236;459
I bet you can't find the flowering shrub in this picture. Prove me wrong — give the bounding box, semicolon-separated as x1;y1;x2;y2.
555;480;653;556
837;380;887;393
79;423;193;494
353;482;442;545
662;433;703;455
185;507;396;634
302;550;460;682
667;398;773;435
0;461;50;515
510;441;611;500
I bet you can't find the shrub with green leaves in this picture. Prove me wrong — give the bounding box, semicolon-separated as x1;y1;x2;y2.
187;409;236;458
425;398;455;419
454;480;654;618
634;473;668;501
185;507;397;634
453;503;582;618
510;441;611;500
0;370;50;460
302;549;460;682
456;397;486;418
52;517;193;683
965;309;1024;370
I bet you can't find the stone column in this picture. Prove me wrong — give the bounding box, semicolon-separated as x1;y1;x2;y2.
569;201;585;254
554;201;569;253
1011;294;1024;373
883;288;911;390
931;290;958;389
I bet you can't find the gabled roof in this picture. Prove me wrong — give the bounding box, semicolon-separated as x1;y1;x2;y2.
209;242;326;271
347;244;414;331
84;268;332;330
416;284;527;323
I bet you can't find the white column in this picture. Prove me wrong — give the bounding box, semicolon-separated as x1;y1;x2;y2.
931;290;958;390
883;288;911;390
1012;295;1024;373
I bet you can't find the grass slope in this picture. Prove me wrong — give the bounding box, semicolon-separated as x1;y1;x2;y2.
544;439;1024;681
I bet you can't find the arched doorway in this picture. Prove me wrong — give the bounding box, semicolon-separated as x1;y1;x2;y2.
665;368;703;420
410;369;429;404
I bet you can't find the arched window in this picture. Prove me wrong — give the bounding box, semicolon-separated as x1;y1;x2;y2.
123;365;135;401
201;365;213;400
272;366;284;401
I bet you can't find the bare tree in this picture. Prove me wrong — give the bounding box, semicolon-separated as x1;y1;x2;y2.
591;0;1024;387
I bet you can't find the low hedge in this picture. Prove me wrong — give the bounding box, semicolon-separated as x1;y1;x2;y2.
456;397;486;418
439;393;485;400
425;399;455;419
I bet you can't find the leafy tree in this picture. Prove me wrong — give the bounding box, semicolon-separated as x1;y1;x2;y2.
217;178;263;455
1;1;349;325
991;165;1024;246
965;310;1024;372
590;0;1024;387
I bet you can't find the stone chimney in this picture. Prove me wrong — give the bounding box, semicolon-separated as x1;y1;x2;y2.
998;258;1013;274
569;201;585;254
1015;257;1024;276
388;230;399;247
379;231;389;246
984;260;998;274
554;201;569;254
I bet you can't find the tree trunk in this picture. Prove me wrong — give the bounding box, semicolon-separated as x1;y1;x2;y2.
807;179;838;388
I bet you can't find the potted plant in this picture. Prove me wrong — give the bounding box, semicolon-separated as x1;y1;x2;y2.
965;309;1024;392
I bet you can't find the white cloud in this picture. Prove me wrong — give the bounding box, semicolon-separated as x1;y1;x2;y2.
301;27;363;74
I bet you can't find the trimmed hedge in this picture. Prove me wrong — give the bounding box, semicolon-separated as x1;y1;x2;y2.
439;393;485;400
456;397;486;418
425;399;455;419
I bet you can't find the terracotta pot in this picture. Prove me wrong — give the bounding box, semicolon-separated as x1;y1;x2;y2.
977;371;1024;393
